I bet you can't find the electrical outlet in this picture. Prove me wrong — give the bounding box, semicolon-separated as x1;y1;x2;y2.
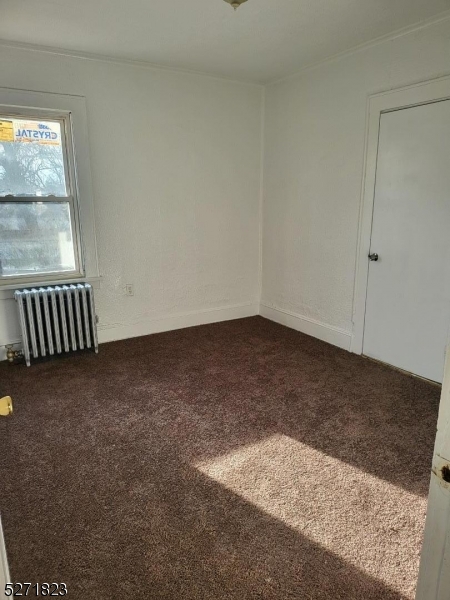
125;284;134;297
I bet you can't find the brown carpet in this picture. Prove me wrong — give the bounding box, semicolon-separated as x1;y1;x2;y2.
0;316;440;600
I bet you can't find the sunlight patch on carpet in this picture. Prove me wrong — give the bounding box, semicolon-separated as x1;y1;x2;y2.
194;433;425;599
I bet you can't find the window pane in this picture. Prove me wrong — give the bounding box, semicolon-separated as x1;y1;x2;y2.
0;118;68;197
0;202;77;277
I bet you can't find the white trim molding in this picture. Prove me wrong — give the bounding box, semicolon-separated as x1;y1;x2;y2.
0;276;101;299
0;87;100;287
0;39;263;88
351;75;450;355
268;9;450;86
416;346;450;599
260;303;351;351
98;302;259;344
0;515;10;600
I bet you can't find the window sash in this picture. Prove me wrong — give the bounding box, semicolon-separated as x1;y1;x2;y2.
0;110;85;285
0;113;73;199
0;196;84;285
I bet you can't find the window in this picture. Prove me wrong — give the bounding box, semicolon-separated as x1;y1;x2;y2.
0;113;83;282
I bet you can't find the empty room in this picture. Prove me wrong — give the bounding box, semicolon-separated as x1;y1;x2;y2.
1;1;450;599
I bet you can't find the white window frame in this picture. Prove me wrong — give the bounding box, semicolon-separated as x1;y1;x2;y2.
0;108;83;283
0;88;99;289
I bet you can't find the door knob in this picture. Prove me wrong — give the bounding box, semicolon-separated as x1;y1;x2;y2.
368;253;379;262
0;396;13;417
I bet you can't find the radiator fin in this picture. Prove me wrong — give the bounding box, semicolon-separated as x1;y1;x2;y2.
40;289;53;356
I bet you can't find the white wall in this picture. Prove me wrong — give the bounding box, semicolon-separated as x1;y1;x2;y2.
0;46;263;357
261;18;450;350
3;17;450;360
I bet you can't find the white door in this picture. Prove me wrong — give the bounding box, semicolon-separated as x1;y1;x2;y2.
363;100;450;383
416;345;450;599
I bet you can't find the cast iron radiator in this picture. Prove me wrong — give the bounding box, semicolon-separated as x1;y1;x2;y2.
14;284;98;367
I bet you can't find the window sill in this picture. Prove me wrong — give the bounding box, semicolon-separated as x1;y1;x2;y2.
0;276;102;300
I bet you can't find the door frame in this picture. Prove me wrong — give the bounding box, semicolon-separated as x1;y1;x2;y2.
0;514;10;600
416;345;450;600
351;75;450;354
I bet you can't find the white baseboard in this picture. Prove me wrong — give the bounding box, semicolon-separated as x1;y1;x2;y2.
98;302;259;344
1;302;350;360
259;303;352;351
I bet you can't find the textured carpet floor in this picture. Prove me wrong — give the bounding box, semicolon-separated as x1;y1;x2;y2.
0;316;440;600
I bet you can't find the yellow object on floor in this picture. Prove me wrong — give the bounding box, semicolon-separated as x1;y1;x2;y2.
0;396;13;416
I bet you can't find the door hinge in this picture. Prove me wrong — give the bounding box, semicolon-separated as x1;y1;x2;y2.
432;454;450;489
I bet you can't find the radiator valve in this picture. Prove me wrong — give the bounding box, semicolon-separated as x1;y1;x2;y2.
6;345;23;364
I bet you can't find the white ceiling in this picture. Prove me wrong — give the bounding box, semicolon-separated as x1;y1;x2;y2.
1;0;450;83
